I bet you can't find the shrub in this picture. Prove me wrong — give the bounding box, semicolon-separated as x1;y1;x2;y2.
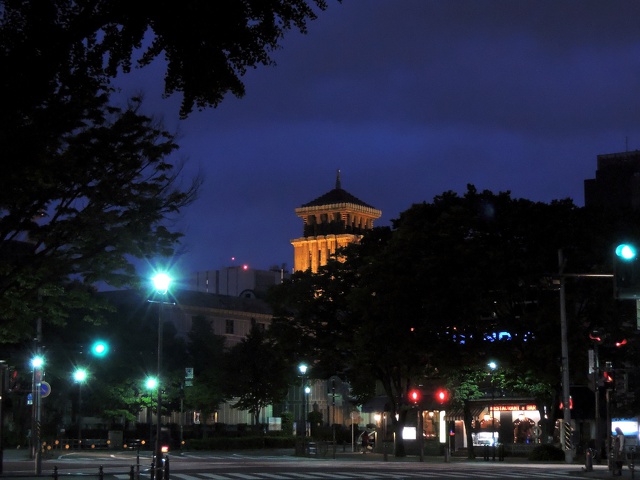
184;435;296;450
528;444;565;461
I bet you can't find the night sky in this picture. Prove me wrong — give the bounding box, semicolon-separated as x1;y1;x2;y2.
116;1;640;281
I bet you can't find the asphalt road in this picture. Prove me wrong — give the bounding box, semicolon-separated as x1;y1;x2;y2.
0;448;630;480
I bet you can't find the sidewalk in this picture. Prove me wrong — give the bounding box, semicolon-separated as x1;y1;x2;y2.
327;447;638;478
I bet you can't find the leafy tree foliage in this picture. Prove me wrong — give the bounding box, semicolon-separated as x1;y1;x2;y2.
0;96;199;344
269;185;638;456
1;0;329;119
224;323;292;425
0;0;330;344
184;316;226;435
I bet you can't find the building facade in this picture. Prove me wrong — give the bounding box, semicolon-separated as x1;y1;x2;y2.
188;265;287;298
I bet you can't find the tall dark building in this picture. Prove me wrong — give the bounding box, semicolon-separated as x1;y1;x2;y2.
584;151;640;210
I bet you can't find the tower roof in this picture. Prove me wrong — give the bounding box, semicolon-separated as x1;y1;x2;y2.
300;170;377;210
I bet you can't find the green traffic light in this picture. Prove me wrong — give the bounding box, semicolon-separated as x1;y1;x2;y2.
616;244;637;261
31;356;44;368
91;340;109;357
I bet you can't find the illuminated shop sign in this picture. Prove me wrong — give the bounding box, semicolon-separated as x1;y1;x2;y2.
493;405;537;412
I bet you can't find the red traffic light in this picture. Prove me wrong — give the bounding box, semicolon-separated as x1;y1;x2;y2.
408;389;421;403
435;389;449;403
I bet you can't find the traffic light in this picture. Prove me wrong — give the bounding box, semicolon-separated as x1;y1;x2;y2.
435;388;449;404
614;243;640;299
90;340;109;357
408;389;421;404
603;361;614;387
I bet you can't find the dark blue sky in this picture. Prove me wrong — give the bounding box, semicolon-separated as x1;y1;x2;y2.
117;0;640;280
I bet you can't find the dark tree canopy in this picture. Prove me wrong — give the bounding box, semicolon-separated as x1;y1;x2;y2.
1;0;329;119
0;0;331;343
269;185;640;456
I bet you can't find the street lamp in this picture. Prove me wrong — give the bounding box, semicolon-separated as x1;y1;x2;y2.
304;385;311;437
151;272;171;480
298;364;308;438
31;355;44;473
488;361;498;459
73;368;87;446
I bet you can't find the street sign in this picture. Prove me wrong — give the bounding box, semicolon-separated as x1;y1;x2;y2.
40;381;51;398
185;367;194;387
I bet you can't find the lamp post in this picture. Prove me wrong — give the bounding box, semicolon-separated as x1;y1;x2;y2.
145;377;158;448
151;272;171;480
30;355;43;474
73;368;87;447
298;364;308;438
488;361;497;460
304;385;311;437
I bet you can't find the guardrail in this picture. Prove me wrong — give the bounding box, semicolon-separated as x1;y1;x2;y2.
1;455;170;480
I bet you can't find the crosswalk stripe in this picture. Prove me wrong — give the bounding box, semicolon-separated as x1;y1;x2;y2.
172;474;205;480
200;473;240;480
115;469;600;480
292;473;365;479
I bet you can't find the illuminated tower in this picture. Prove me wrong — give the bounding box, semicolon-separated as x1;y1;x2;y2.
291;171;382;272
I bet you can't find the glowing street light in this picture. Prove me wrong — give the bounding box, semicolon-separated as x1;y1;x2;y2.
146;377;158;390
152;273;171;294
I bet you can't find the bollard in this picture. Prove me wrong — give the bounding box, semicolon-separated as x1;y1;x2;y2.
164;455;170;480
150;459;155;480
53;466;58;480
99;465;104;480
130;465;135;480
584;448;593;472
444;446;449;463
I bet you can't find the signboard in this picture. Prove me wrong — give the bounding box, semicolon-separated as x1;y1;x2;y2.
185;367;194;387
494;404;537;412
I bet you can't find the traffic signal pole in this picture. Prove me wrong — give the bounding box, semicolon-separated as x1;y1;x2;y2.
558;251;573;464
556;249;614;464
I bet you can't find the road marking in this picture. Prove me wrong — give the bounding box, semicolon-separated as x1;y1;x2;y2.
226;474;264;479
172;474;208;480
200;474;239;480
